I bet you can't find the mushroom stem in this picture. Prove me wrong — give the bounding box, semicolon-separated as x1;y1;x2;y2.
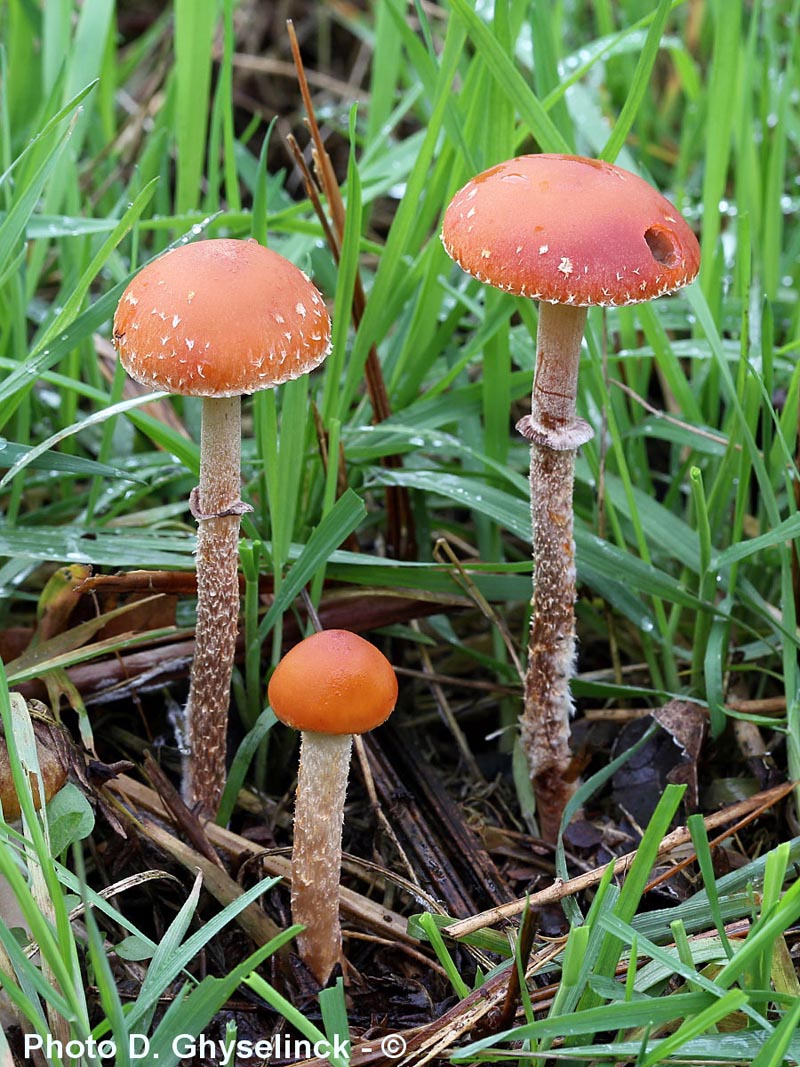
291;731;353;984
184;394;243;816
517;302;592;843
531;303;588;434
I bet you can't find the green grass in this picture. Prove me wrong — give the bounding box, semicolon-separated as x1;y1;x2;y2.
1;0;799;1061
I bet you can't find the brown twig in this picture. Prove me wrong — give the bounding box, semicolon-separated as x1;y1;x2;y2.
107;775;417;946
229;52;365;101
643;779;792;893
612;377;737;450
409;618;484;780
362;728;511;915
492;902;538;1033
142;751;224;868
445;779;797;938
433;538;525;681
284;134;341;258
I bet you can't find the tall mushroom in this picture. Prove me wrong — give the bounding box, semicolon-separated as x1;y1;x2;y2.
442;155;700;841
113;239;331;817
267;629;398;984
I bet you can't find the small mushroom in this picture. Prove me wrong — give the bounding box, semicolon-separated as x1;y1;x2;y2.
113;239;331;817
442;155;700;841
267;629;398;984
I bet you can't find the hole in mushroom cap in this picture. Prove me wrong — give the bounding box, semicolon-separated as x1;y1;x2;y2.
645;226;680;267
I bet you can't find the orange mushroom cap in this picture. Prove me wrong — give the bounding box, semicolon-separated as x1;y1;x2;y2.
442;154;700;308
113;238;331;397
268;630;398;735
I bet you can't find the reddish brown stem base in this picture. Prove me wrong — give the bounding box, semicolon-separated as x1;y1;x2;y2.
518;303;591;843
520;444;580;842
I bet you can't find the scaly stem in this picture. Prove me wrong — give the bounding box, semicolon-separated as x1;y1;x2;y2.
517;302;591;843
292;731;352;984
184;395;243;816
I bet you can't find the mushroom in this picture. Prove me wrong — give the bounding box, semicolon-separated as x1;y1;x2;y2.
113;239;332;817
441;154;700;841
267;629;398;984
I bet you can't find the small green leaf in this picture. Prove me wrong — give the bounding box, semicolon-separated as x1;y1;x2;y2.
45;784;95;855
